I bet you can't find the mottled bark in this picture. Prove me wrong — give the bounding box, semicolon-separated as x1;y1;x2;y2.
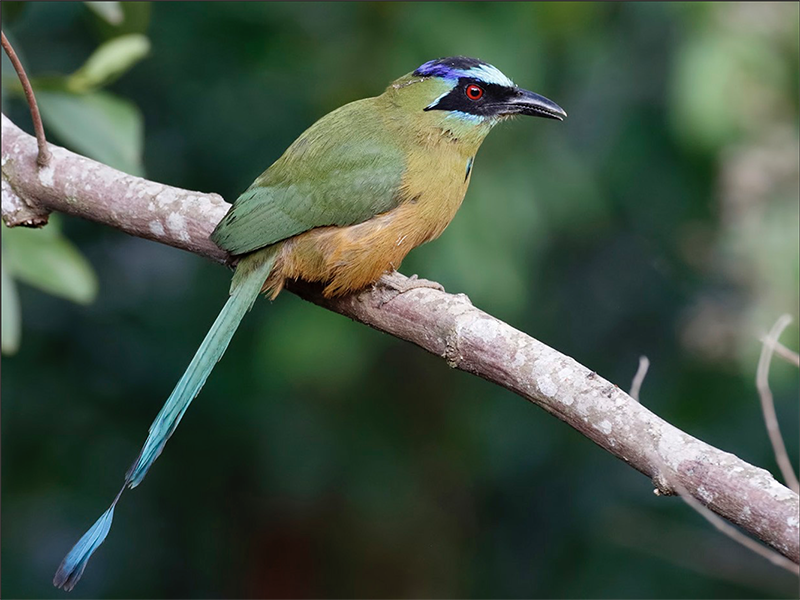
2;115;228;260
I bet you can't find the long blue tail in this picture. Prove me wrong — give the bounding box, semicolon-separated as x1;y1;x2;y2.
54;249;278;591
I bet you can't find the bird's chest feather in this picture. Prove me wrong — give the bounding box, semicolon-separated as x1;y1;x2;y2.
271;137;475;297
397;139;475;242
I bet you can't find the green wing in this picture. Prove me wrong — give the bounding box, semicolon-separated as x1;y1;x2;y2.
211;98;406;255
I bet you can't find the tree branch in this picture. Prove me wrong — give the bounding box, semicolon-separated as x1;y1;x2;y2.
2;114;229;256
628;355;798;574
3;113;798;567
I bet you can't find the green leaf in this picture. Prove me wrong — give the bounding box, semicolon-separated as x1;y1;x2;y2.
4;221;99;305
92;1;151;36
85;1;124;25
37;89;144;176
1;257;22;355
68;33;150;93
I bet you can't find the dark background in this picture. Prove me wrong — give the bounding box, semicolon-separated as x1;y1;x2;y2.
3;2;799;598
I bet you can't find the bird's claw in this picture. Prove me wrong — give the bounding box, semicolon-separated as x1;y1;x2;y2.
375;272;445;306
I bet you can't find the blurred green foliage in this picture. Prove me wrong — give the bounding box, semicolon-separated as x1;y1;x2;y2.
2;15;149;356
2;2;798;598
4;218;98;305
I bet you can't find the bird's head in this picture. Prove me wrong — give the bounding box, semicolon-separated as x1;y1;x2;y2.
384;56;566;140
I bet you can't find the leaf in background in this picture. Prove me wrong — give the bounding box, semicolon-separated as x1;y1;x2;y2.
1;257;22;355
91;1;152;37
4;222;99;306
67;33;150;93
670;34;739;152
37;89;144;176
671;29;786;153
85;1;124;26
2;2;28;26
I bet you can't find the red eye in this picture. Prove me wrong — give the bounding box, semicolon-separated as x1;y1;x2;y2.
465;84;484;100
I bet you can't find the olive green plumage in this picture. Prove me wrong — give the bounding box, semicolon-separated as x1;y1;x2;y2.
212;99;406;254
211;74;458;256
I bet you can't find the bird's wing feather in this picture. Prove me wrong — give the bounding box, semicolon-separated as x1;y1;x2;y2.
211;98;406;255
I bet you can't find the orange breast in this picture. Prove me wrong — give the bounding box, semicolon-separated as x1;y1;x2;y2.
266;138;475;298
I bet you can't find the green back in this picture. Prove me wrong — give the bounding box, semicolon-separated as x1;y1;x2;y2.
211;98;406;255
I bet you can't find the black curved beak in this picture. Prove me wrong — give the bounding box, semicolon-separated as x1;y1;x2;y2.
499;88;567;121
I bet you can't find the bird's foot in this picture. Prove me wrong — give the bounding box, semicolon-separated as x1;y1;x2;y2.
375;272;445;306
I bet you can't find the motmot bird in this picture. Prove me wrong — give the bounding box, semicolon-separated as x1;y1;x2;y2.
54;56;565;590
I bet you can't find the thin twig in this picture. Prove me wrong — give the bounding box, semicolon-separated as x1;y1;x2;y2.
630;355;649;402
757;314;799;494
669;468;800;575
629;356;800;576
1;31;51;167
762;338;800;368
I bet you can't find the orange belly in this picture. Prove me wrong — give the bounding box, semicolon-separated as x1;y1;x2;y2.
264;166;469;298
265;196;453;297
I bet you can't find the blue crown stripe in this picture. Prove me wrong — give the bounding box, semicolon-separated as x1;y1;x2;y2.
414;56;514;88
